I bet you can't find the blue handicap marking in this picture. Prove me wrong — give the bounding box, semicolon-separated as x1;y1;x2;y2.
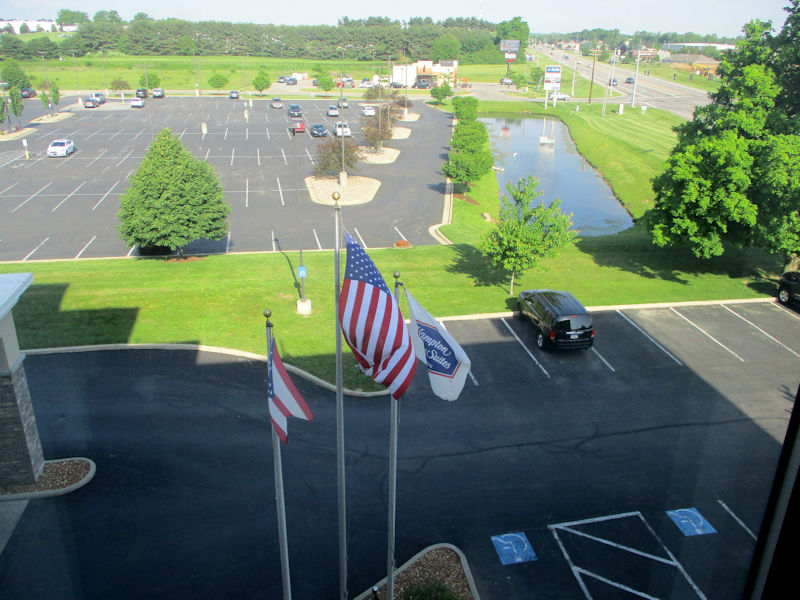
667;508;717;536
490;532;538;565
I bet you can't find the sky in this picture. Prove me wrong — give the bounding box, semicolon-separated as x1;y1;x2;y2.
1;0;791;38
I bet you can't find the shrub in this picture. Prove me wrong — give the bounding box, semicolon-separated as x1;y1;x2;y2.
399;582;458;600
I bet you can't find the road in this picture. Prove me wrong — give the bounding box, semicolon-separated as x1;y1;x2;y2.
470;54;712;121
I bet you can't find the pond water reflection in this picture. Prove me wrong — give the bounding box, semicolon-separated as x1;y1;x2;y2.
481;117;633;236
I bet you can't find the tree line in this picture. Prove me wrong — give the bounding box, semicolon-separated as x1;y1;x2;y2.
0;10;528;65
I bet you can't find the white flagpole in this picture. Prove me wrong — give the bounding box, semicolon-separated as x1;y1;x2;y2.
386;272;403;600
265;311;292;600
333;192;348;600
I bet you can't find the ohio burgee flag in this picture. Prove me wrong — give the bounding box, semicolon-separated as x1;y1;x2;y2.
339;232;417;399
405;289;471;401
269;338;314;443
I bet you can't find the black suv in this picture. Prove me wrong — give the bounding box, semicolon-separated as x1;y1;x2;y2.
778;271;800;305
288;104;302;117
135;88;147;98
518;289;595;350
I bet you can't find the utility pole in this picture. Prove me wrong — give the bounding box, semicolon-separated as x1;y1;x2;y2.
588;48;600;103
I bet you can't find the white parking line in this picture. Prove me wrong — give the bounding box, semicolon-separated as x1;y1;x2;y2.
75;235;97;259
773;301;800;320
257;147;261;166
230;147;235;166
87;149;107;168
224;127;228;140
204;148;210;161
439;321;478;386
25;154;48;169
115;150;133;167
550;511;707;600
266;127;270;140
245;178;249;207
591;347;615;372
500;317;550;378
616;309;684;365
132;128;146;142
246;127;249;140
354;228;368;248
92;180;120;211
271;230;276;252
0;183;18;196
393;226;407;241
722;304;800;358
108;129;122;141
670;307;745;361
23;237;49;261
52;181;87;212
313;228;322;250
277;177;284;205
281;147;287;165
718;499;757;541
12;182;52;213
179;128;187;140
85;128;102;140
305;147;314;163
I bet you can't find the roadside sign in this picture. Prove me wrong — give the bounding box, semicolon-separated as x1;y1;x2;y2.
297;266;307;279
500;40;521;52
505;52;517;62
544;65;561;91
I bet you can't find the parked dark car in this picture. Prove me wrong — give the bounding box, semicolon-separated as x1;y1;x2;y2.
609;78;618;86
413;80;431;89
88;92;105;104
152;88;165;98
288;104;302;117
518;289;595;350
21;87;37;98
135;88;147;98
229;90;239;99
286;77;297;85
310;124;327;137
778;271;800;305
625;77;635;84
390;81;403;88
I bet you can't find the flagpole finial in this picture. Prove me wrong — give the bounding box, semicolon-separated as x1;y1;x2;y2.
263;309;273;327
393;271;402;287
332;191;340;208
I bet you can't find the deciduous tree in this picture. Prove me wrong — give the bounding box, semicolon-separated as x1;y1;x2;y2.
117;129;230;255
479;177;579;295
252;71;271;94
314;137;362;177
648;5;800;272
139;72;161;89
208;73;229;91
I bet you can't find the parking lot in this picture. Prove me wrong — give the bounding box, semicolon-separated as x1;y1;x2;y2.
0;95;450;261
2;298;798;599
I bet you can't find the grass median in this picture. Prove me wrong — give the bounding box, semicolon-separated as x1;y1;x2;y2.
0;99;782;389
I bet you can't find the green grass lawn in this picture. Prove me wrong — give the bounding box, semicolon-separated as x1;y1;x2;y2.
22;54;409;93
0;93;782;389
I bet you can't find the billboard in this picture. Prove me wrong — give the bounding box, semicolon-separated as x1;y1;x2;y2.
500;39;521;52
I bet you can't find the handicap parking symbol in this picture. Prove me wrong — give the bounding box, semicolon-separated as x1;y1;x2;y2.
667;508;717;536
490;532;538;565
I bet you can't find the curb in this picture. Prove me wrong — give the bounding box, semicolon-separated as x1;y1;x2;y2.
23;343;389;398
0;457;96;502
353;542;480;600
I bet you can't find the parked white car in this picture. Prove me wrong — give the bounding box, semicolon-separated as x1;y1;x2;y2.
47;139;75;157
551;92;571;101
360;105;376;116
334;122;352;137
327;105;340;117
131;97;145;108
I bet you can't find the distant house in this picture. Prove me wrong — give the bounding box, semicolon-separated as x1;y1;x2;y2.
392;60;458;87
661;42;736;53
0;18;58;34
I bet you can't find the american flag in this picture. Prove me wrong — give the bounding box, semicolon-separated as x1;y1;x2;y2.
269;338;314;444
338;232;417;398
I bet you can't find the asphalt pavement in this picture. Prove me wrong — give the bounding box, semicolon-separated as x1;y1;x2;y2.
1;298;798;599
